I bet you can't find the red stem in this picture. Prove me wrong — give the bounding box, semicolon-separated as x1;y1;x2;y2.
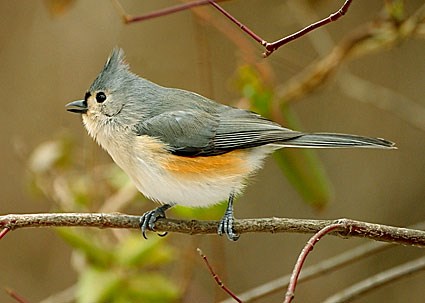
197;248;242;303
284;223;345;303
118;0;353;57
4;288;30;303
0;227;10;240
207;0;265;45
124;0;230;23
264;0;353;56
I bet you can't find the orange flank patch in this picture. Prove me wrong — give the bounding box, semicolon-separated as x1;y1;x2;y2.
165;150;249;177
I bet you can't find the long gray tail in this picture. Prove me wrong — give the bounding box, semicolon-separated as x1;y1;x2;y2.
281;133;395;149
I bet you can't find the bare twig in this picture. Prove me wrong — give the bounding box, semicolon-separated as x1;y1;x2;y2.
1;214;425;247
197;248;242;303
323;256;425;303
4;287;30;303
209;0;353;57
284;223;344;303
112;0;230;24
113;0;353;57
220;221;425;303
277;3;425;103
220;241;388;303
0;227;10;240
338;73;425;133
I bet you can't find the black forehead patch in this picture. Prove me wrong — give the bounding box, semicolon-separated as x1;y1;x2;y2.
84;92;91;101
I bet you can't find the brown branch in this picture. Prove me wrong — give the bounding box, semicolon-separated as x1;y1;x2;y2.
1;213;425;247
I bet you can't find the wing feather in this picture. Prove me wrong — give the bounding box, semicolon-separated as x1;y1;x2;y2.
134;107;301;156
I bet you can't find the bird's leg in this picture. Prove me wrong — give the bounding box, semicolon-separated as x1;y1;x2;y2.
218;193;240;241
140;204;172;239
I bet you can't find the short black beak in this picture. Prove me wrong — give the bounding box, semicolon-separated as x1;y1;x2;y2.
66;100;88;114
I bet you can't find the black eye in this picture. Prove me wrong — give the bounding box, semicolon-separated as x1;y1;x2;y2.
96;92;107;103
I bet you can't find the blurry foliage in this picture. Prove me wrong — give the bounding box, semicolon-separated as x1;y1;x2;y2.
236;65;332;209
28;138;181;303
44;0;76;17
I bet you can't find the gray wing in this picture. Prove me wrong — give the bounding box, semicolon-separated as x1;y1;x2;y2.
134;108;303;156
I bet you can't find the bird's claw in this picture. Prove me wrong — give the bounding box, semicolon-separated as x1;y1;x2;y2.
217;212;240;241
139;204;171;239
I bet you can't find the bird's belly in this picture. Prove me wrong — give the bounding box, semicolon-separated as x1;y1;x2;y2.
108;135;272;207
129;150;252;207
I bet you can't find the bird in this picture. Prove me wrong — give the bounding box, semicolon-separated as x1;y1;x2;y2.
66;48;395;241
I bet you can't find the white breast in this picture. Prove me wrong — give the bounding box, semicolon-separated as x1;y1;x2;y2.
83;115;273;207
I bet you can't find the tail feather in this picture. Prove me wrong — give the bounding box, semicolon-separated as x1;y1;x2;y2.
281;133;396;149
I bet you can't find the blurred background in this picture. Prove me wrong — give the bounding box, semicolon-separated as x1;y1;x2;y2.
1;1;425;302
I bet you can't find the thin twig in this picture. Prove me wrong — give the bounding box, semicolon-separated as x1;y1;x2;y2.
113;0;353;57
0;227;10;240
219;221;425;303
284;223;344;303
263;0;352;57
4;287;30;303
322;256;425;303
197;248;242;303
207;1;265;45
113;0;230;24
277;3;425;103
1;214;425;247
207;0;352;57
219;241;388;303
338;73;425;133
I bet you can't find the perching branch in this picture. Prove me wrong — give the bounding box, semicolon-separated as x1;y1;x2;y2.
1;213;425;247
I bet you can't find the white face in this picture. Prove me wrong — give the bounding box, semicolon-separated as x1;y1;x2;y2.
84;90;123;119
80;90;125;147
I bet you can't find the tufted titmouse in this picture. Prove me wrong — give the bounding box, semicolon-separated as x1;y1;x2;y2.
66;48;395;241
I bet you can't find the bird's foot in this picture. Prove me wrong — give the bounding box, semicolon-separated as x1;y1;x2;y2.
140;204;171;239
217;196;240;241
217;213;240;241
